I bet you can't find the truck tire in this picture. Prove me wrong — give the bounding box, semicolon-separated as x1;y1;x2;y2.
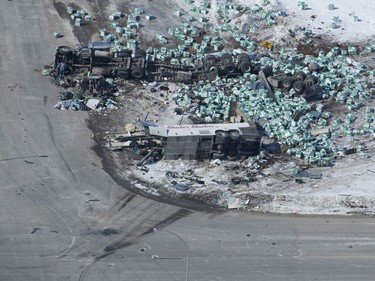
204;55;217;64
293;81;306;94
304;74;318;87
117;68;130;78
215;130;228;144
131;66;144;79
209;65;218;73
237;53;250;64
282;77;294;91
224;62;236;73
230;130;241;141
240;61;252;73
294;71;306;81
57;46;73;55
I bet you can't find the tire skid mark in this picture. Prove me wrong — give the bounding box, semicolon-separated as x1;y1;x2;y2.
119;193;136;209
0;264;19;281
95;193;152;228
142;209;192;235
80;199;155;258
56;236;76;259
93;208;191;261
102;193;136;215
90;207;166;260
111;197;152;225
18;187;76;259
46;194;152;262
43;96;76;181
78;266;88;281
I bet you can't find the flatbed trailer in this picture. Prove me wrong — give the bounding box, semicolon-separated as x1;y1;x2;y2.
54;42;255;83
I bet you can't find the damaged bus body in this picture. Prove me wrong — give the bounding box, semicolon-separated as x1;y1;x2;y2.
144;122;261;161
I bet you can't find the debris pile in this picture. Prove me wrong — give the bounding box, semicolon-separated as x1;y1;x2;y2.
53;76;119;111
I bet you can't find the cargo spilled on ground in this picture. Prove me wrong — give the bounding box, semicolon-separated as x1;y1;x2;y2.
43;0;375;215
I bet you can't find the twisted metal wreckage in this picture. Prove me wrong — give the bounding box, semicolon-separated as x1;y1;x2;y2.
54;41;321;97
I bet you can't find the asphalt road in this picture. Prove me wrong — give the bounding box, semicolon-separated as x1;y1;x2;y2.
0;1;375;280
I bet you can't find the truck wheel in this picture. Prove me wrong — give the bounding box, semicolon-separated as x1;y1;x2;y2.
282;77;294;91
225;62;236;73
57;46;73;55
209;65;218;72
304;74;318;86
216;130;228;137
215;130;228;144
117;68;130;78
294;71;306;81
293;81;306;94
204;55;217;64
240;61;252;73
230;130;241;141
131;66;144;79
237;53;250;64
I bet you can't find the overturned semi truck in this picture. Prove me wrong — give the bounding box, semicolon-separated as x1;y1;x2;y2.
54;42;323;101
54;42;257;83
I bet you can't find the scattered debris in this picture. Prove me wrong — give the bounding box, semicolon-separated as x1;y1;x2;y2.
86;98;100;110
46;0;375;212
53;32;62;38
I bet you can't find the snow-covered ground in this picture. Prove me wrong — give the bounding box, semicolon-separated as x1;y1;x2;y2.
132;103;375;215
234;0;375;43
275;0;375;43
111;0;375;215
